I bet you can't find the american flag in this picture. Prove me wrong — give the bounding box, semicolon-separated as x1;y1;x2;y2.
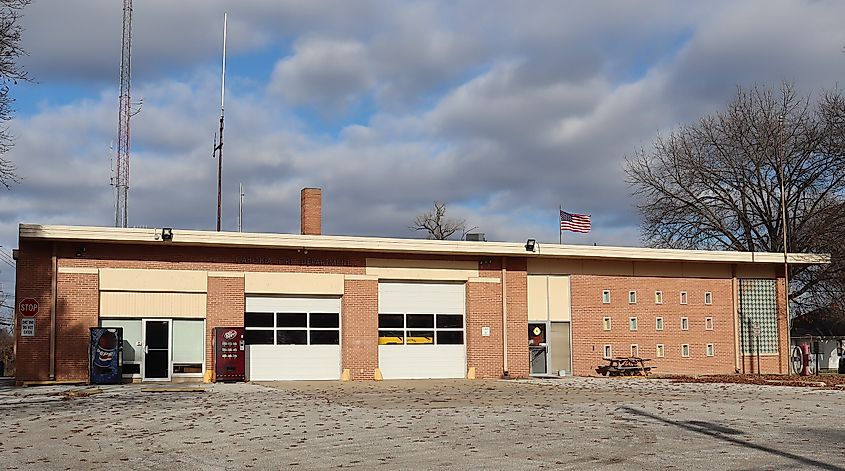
560;210;591;233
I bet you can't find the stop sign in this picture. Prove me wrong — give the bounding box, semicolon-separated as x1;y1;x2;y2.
19;298;39;317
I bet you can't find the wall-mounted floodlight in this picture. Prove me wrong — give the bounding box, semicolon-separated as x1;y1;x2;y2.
161;228;173;241
525;239;536;252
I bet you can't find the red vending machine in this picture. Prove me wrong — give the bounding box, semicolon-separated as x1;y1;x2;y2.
213;327;245;382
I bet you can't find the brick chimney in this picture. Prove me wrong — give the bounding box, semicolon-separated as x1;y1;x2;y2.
300;188;322;235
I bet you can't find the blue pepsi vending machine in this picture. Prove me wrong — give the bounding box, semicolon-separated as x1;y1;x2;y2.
89;327;123;385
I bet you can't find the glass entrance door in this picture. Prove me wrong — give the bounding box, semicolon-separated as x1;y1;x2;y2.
529;323;548;375
143;320;171;381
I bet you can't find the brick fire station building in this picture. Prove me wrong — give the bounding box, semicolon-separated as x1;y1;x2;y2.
13;189;828;384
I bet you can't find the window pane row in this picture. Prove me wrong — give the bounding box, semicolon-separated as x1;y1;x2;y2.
246;312;339;328
378;330;463;345
245;329;339;345
378;313;463;329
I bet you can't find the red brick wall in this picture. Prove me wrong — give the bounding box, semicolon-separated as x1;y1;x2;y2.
776;275;788;373
570;275;737;376
740;356;782;374
17;236;792;382
14;241;54;384
55;272;99;381
505;258;529;378
466;281;504;379
341;279;378;380
206;276;245;371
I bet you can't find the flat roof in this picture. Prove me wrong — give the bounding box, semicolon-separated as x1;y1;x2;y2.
19;224;829;265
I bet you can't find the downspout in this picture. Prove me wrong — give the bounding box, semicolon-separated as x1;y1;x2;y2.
501;257;508;377
49;243;57;380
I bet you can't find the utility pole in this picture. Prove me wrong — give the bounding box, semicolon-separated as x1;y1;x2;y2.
114;0;134;228
213;13;227;231
778;114;792;371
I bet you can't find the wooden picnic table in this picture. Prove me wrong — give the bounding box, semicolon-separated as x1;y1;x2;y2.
595;356;655;376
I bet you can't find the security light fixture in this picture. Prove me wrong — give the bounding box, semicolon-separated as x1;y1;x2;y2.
161;228;173;241
75;246;86;258
525;239;536;252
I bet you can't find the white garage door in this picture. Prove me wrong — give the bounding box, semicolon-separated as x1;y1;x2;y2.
378;282;466;379
244;296;341;381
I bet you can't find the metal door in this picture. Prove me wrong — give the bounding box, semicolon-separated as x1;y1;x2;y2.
377;282;467;379
550;322;572;375
143;319;171;381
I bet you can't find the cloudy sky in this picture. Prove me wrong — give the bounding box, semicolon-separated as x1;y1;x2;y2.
2;0;845;294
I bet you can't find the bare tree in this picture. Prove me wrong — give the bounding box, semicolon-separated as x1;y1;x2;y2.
410;201;476;240
0;0;30;188
626;83;845;313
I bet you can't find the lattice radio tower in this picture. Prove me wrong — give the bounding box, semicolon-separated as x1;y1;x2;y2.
114;0;134;228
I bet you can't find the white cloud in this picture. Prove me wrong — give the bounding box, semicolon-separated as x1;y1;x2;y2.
269;38;375;111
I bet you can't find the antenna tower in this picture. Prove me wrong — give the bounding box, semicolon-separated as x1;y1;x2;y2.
213;13;228;231
114;0;134;228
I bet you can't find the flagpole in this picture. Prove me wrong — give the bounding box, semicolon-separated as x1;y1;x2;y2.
559;205;562;245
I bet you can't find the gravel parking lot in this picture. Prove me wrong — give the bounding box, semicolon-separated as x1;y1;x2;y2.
1;377;843;470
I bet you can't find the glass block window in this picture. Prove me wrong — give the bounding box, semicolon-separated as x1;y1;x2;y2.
739;279;779;355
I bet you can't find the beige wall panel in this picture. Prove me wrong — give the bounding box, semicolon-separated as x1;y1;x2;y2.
548;275;572;322
527;275;549;321
735;264;777;279
100;268;207;293
682;263;732;279
100;292;207;318
633;262;683;277
366;258;478;280
581;260;634;276
527;258;582;275
244;272;344;295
